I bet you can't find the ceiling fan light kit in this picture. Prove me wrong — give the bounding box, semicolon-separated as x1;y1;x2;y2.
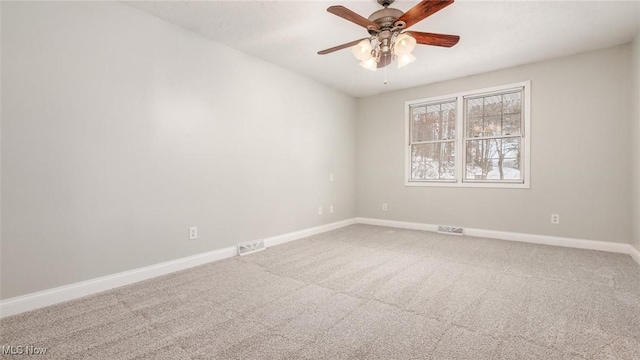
352;39;373;61
360;57;379;71
397;53;417;68
318;0;460;73
353;30;417;71
395;33;417;55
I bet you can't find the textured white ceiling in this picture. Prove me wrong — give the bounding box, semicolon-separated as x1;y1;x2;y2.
125;0;640;98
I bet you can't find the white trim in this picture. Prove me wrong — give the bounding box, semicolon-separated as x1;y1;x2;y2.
404;102;411;185
357;217;639;258
358;217;439;232
455;95;465;182
522;80;532;187
402;181;529;189
0;246;237;318
464;227;631;254
3;217;634;318
629;245;640;266
0;218;357;318
263;218;358;247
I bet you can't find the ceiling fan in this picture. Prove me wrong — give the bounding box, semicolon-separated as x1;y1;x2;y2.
318;0;460;71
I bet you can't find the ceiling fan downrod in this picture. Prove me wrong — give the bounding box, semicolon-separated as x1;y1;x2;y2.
377;0;395;8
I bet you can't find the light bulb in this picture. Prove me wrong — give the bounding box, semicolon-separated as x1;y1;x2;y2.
359;58;377;72
352;40;372;61
394;33;416;55
397;53;416;68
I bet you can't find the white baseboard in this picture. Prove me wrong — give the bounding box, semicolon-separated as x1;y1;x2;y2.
0;246;237;319
629;245;640;266
0;218;357;318
358;217;439;232
357;217;640;262
464;227;633;254
3;217;636;318
264;218;358;247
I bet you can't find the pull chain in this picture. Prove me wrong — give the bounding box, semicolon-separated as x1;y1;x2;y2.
384;61;388;85
383;54;389;85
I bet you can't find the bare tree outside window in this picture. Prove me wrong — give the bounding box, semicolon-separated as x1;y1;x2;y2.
464;91;522;181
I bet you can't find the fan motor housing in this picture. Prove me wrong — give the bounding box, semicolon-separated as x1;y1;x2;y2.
368;7;403;31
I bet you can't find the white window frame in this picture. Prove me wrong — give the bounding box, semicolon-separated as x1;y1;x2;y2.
404;81;531;189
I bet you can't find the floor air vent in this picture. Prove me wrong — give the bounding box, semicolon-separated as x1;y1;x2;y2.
437;226;464;236
237;240;266;256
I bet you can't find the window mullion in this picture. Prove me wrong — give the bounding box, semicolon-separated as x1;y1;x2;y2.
456;95;465;183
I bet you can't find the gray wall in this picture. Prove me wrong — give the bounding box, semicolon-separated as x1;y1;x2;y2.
357;45;633;244
632;33;640;252
0;2;357;299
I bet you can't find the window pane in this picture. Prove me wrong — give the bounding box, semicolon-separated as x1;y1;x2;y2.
483;95;502;117
503;92;521;114
465;138;521;181
467;98;483;119
466;90;522;138
411;142;455;180
411;101;456;142
502;113;521;136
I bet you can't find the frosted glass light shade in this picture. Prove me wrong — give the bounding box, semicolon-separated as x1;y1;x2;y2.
359;57;377;71
394;33;416;55
352;40;373;61
397;53;416;68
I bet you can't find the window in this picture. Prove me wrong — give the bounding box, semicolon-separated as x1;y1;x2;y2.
405;81;530;188
409;99;456;181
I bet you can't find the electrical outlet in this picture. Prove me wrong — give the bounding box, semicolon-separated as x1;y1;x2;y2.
382;203;388;211
329;205;334;214
189;226;198;240
551;214;560;224
318;207;323;216
329;173;334;182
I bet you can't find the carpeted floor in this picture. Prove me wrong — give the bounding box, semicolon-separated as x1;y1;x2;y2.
1;224;639;359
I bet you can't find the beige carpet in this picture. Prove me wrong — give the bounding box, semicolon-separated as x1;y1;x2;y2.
1;224;639;359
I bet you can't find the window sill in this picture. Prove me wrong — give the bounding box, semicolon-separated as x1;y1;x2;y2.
404;181;530;189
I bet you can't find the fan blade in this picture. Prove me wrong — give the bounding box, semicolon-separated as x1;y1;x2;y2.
327;6;380;30
396;0;454;29
318;38;368;55
407;31;460;47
